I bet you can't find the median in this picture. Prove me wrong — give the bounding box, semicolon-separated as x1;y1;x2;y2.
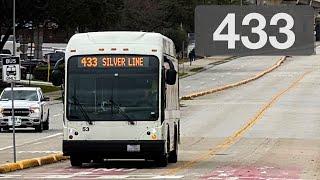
0;153;68;174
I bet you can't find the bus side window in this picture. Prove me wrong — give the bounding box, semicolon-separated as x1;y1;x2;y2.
161;67;166;124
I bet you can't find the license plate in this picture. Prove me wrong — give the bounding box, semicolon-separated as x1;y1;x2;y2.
127;145;140;152
8;117;21;126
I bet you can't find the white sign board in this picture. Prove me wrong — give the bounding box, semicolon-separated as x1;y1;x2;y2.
2;57;21;82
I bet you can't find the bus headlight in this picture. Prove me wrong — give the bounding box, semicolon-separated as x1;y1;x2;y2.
30;107;40;114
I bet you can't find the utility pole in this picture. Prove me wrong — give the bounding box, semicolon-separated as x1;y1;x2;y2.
12;0;17;163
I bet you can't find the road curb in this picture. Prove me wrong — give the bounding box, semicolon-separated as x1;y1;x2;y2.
180;56;287;100
0;153;68;174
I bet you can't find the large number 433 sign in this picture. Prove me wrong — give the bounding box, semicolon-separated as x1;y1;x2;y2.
213;13;294;50
196;6;314;56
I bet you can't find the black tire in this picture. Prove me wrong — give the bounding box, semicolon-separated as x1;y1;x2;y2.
43;111;49;130
155;127;170;167
168;127;178;163
70;156;82;167
35;122;43;132
92;158;104;164
155;154;168;167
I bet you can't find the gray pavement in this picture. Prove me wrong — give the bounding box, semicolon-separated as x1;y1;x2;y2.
2;51;320;179
0;103;63;164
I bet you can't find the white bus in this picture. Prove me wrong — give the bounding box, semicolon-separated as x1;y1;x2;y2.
52;32;180;167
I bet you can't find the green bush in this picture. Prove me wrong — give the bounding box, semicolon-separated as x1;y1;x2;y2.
33;66;53;82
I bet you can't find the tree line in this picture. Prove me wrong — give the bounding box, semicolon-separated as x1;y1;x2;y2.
0;0;246;53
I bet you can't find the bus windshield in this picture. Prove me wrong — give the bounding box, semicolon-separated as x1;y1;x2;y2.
67;55;159;121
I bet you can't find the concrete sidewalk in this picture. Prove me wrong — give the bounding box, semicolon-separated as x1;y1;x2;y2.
178;56;234;78
19;80;53;86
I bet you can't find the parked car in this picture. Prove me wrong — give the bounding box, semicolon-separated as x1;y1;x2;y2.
0;50;12;62
0;87;50;132
1;35;21;57
0;49;12;55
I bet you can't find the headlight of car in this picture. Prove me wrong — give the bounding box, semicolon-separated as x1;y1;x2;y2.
0;107;3;115
30;107;40;114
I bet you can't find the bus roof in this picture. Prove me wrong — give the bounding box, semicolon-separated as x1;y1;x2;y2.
66;31;176;58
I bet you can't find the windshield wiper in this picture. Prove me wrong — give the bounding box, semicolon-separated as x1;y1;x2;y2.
108;100;135;125
70;96;93;125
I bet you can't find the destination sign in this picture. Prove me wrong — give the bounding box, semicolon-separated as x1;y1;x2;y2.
77;55;150;68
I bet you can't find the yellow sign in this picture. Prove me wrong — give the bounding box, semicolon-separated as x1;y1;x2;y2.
80;56;145;68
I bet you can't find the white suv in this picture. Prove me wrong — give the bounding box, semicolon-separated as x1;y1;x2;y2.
0;87;50;132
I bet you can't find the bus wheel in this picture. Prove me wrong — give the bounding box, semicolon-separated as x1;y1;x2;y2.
70;156;82;167
168;127;178;163
155;154;168;167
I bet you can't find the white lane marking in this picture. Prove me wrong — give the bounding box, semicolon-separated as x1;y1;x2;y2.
92;168;117;172
45;171;94;179
44;175;74;179
96;175;184;179
53;114;62;117
3;172;183;179
114;168;124;172
0;175;22;179
96;175;129;179
123;168;137;172
208;177;301;180
33;142;43;145
152;176;184;179
0;145;12;151
0;133;62;151
17;151;61;154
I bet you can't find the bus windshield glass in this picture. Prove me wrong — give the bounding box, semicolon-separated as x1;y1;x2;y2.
67;55;159;121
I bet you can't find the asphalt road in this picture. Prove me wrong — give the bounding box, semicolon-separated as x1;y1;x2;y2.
0;103;63;164
2;51;320;179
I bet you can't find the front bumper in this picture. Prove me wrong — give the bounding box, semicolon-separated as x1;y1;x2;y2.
63;140;165;159
0;117;41;128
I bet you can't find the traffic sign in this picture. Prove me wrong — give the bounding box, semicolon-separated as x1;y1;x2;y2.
2;56;21;82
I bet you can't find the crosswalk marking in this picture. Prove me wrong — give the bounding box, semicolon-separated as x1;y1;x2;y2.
0;168;182;179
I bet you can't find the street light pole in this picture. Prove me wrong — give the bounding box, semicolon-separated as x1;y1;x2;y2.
12;0;17;163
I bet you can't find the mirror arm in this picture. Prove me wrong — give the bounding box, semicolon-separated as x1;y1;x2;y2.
164;57;175;70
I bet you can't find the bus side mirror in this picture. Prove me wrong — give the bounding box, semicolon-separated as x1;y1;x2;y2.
166;69;177;85
164;57;177;85
52;69;63;86
51;58;65;86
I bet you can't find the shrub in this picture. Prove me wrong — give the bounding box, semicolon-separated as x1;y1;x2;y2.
33;66;53;82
